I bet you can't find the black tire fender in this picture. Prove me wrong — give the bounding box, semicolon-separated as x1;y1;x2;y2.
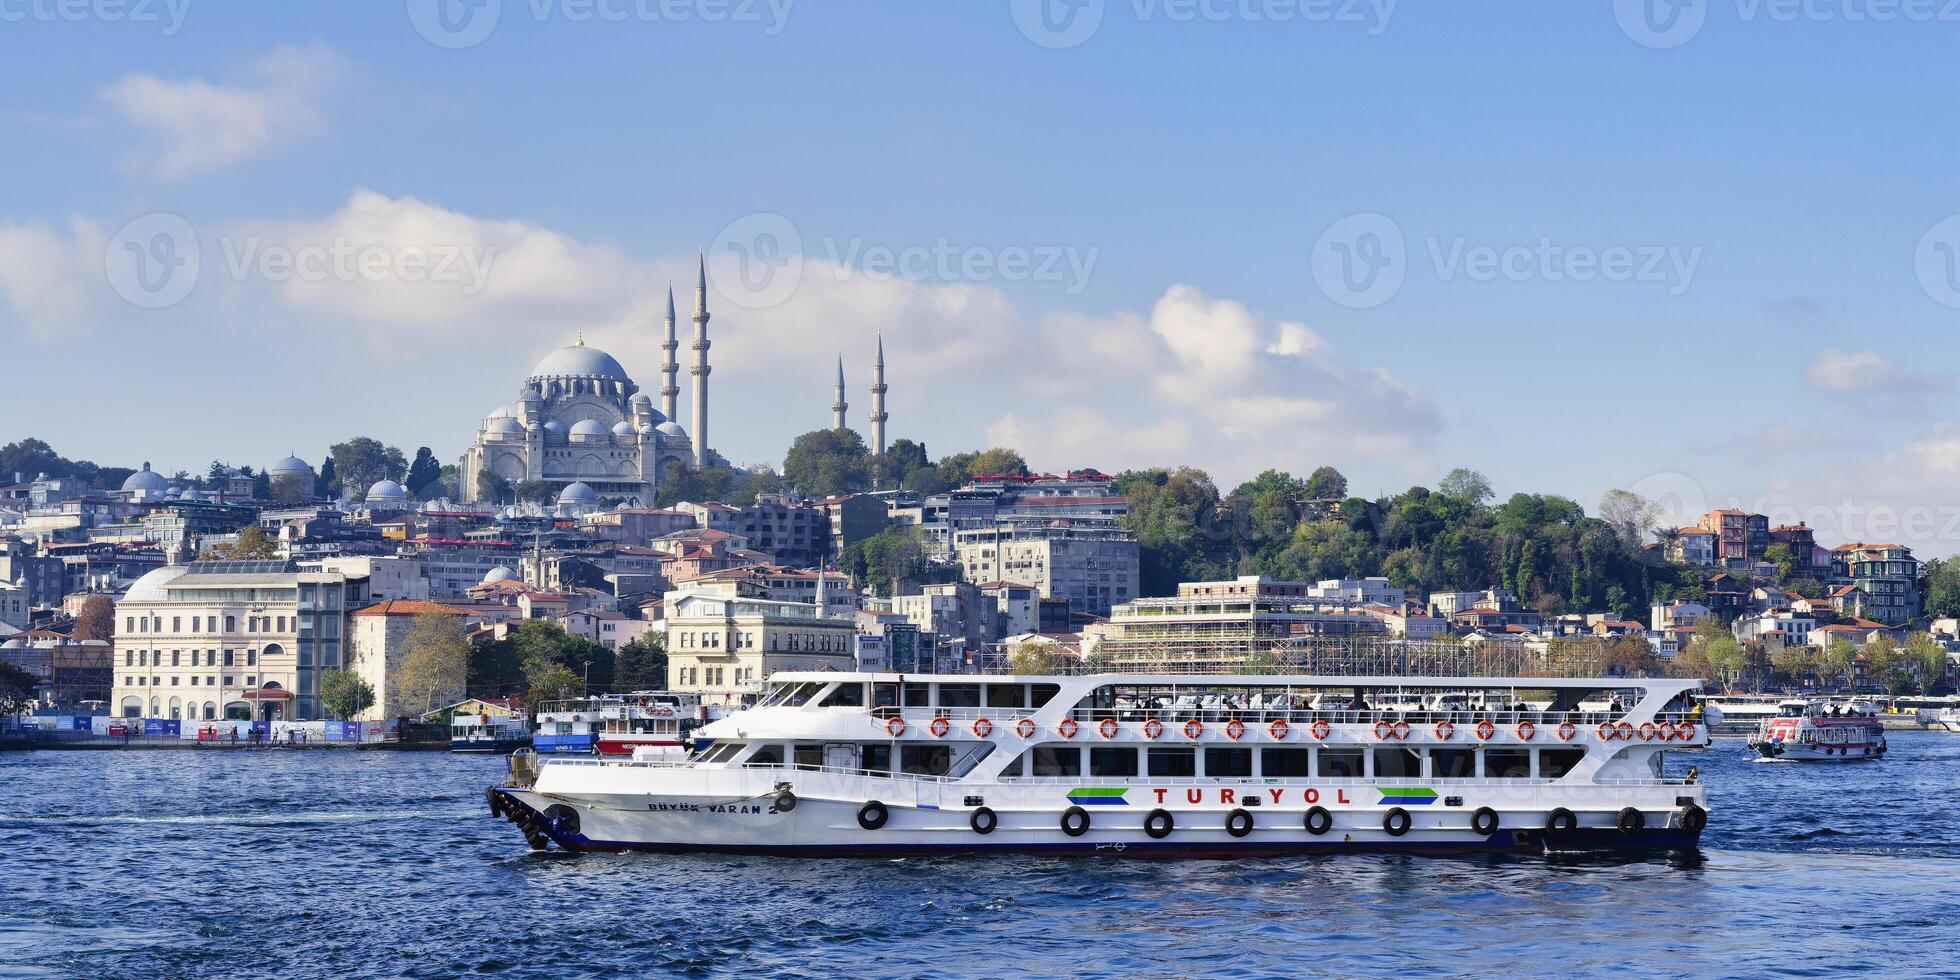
857;800;889;831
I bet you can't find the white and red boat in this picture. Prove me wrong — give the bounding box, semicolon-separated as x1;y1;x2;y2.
1748;699;1886;761
595;692;702;759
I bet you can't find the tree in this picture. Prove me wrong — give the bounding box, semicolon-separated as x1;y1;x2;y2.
318;455;338;497
270;471;313;504
71;595;114;643
200;525;280;560
1822;638;1859;693
782;428;873;496
1598;489;1662;549
1771;639;1819;690
328;437;408;496
877;438;933;489
842;526;929;597
396;611;471;716
1705;636;1746;691
614;633;668;690
1862;633;1907;694
320;668;376;720
1923;558;1960;619
508;620;613;695
514;480;557;504
1437;468;1493;507
1007;641;1069;675
1303;465;1348;500
476;472;512;505
525;663;584;705
405;447;443;497
0;661;41;715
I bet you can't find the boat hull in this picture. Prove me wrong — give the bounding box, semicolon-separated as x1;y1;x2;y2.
451;736;532;754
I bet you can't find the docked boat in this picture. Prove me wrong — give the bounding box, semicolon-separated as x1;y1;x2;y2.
450;710;533;754
1747;700;1886;761
1697;694;1781;737
488;672;1710;856
597;692;702;759
532;698;604;755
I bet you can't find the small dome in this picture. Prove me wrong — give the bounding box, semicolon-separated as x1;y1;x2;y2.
487;403;515;419
124;566;187;602
630;392;652;406
559;482;598;503
122;462;169;493
366;479;408;503
268;455;310;475
528;344;630;382
483;566;517;583
568;419;609;438
656;421;687;437
486;417;522;435
611;421;637;437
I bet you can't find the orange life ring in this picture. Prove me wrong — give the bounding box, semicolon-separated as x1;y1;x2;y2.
1596;722;1616;740
1516;721;1536;741
1557;721;1577;742
1310;719;1331;741
1475;719;1496;741
1637;721;1657;742
929;717;951;738
972;717;994;738
1615;721;1635;741
1057;718;1079;739
1143;718;1164;740
1183;719;1204;740
1656;721;1677;741
884;716;906;738
1676;722;1697;741
1268;719;1290;740
1434;721;1455;741
1373;720;1394;741
1098;718;1120;740
1014;717;1036;739
1392;720;1411;741
1225;719;1246;741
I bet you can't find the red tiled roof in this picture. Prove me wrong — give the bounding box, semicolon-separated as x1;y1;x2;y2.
352;599;467;617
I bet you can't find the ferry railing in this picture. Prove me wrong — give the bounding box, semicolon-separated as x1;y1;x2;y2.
879;707;1701;730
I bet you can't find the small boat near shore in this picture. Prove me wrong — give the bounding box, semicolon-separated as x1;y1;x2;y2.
1747;700;1886;761
450;711;533;754
488;671;1709;857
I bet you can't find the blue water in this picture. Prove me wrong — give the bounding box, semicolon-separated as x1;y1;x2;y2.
3;735;1958;978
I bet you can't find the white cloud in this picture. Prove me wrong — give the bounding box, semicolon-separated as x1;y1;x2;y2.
1802;348;1928;393
0;218;106;338
101;43;341;181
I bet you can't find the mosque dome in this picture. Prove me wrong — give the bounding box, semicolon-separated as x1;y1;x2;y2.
568;419;609;440
611;421;637;438
125;566;188;602
528;343;630;383
365;479;409;504
656;421;688;437
268;455;310;476
483;566;517;583
486;417;522;435
558;482;598;504
122;462;169;494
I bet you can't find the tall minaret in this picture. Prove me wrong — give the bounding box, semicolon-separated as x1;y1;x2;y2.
659;281;680;421
869;333;889;457
832;356;849;431
690;253;711;467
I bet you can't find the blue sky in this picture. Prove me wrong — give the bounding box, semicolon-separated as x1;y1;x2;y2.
4;1;1959;552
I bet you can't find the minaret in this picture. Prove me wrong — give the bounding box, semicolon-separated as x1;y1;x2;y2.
690;253;711;467
832;356;849;431
869;333;888;457
659;281;680;421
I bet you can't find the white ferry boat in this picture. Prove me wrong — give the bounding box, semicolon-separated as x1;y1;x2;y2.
1697;694;1781;737
450;711;533;754
532;698;605;755
1747;700;1887;761
488;672;1709;856
596;692;702;759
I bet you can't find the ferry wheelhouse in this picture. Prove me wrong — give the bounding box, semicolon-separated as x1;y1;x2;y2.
489;672;1709;856
1747;699;1887;761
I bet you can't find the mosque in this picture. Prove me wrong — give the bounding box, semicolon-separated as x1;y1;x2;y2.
455;259;891;506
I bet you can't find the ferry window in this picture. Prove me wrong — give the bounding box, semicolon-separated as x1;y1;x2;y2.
1147;747;1196;777
1260;748;1311;779
862;745;891;775
903;684;931;708
1204;748;1253;778
1032;746;1082;777
939;684;981;708
872;683;898;709
1373;748;1421;780
1431;749;1476;779
986;685;1026;709
1485;749;1532;778
1090;747;1139;777
819;683;865;707
794;743;824;769
999;752;1024;777
1030;684;1061;708
748;744;783;766
901;745;951;777
1318;749;1363;778
1538;748;1585;779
